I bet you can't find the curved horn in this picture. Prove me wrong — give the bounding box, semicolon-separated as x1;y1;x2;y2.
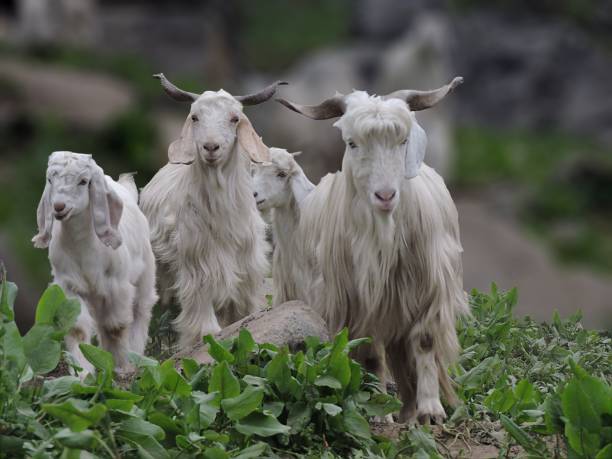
383;76;463;111
235;80;289;106
275;93;346;120
153;73;198;102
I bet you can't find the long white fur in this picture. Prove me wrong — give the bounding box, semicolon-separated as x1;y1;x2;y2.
252;148;315;305
294;92;469;423
140;91;268;349
33;151;158;375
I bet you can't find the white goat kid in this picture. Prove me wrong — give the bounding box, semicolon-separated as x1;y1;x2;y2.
140;74;284;349
32;151;158;375
277;77;469;424
251;148;315;305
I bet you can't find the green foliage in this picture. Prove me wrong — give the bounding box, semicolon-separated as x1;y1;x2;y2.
2;274;611;458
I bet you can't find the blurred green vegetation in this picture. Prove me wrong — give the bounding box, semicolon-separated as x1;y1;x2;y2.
240;0;351;71
455;126;612;272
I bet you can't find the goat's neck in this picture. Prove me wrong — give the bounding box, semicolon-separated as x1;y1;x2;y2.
273;196;300;248
58;208;96;246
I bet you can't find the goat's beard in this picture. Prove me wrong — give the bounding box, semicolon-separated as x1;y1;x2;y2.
372;210;395;248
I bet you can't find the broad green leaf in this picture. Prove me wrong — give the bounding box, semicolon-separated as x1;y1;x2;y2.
0;277;17;321
204;335;235;363
160;360;191;396
232;442;268;459
265;348;292;394
43;376;80;400
23;324;62;374
54;428;97;450
321;403;342;416
105;399;135;412
2;321;27;377
235;412;290;437
209;361;240;399
118;417;165;441
128;352;159;369
565;422;600;457
595;444;612;459
485;387;516;414
221;385;264;420
119;433;169;459
328;351;351;390
347;360;362;395
35;285;80;335
514;379;537;409
359;393;402;417
500;414;546;457
543;393;564;434
148;412;182;435
192;391;221;428
181;358;200;379
43;399;107;432
79;343;114;375
263;401;284;417
203;447;228;459
287;402;312;433
562;378;601;433
342;408;371;440
315;375;342;389
234;329;256;366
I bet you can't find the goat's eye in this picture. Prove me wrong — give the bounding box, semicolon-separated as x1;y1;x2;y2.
277;171;288;178
191;114;199;122
400;138;408;145
230;115;240;124
47;178;51;184
79;179;88;186
348;140;357;149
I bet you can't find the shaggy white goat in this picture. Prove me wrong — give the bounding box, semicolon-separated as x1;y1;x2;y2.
140;74;284;349
277;77;469;424
32;151;158;374
251;148;315;305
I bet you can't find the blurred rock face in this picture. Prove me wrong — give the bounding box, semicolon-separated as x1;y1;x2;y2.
18;0;98;46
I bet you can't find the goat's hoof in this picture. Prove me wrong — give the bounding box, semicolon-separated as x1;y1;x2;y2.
416;398;446;425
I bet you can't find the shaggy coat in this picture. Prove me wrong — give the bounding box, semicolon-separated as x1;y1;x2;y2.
279;83;468;423
252;148;315;305
33;151;157;375
140;87;270;349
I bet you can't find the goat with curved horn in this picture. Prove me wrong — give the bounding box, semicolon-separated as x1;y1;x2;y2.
383;76;464;111
153;73;198;102
235;81;289;106
276;93;346;120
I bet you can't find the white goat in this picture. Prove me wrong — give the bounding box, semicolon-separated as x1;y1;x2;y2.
251;148;315;305
277;77;469;424
32;151;158;374
140;74;284;349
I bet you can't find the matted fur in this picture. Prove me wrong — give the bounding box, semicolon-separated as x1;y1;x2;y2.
252;148;315;305
292;92;469;423
33;151;158;376
140;91;269;349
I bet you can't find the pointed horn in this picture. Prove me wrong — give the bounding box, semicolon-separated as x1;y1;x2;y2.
275;93;346;120
383;76;463;111
153;73;198;102
235;80;289;106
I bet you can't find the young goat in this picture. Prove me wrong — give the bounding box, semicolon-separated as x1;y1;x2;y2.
251;148;315;305
277;77;469;424
140;74;284;349
32;151;158;375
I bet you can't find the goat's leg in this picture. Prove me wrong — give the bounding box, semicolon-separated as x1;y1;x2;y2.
64;300;95;379
385;338;417;423
129;261;158;355
352;339;393;422
410;330;446;424
97;286;135;372
174;274;221;349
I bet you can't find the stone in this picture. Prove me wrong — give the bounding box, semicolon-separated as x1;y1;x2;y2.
175;301;330;365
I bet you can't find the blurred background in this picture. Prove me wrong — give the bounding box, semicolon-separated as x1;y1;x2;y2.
0;0;610;331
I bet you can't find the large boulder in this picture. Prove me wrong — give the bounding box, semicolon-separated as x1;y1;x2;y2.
175;301;330;365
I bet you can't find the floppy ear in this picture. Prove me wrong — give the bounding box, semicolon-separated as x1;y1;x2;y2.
89;167;123;249
168;117;197;164
236;115;270;163
290;172;315;207
405;115;427;179
32;181;53;249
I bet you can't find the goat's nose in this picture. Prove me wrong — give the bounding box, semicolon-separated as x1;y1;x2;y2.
374;189;397;202
253;191;258;198
54;202;66;212
203;142;220;152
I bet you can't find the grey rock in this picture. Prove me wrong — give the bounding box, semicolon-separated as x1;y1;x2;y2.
175;301;330;365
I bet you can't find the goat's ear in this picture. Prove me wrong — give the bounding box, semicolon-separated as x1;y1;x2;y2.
236;115;270;163
405;115;427;179
290;173;315;207
89;168;123;249
169;117;197;164
32;181;53;249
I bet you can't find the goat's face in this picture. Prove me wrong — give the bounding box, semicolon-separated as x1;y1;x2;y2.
251;148;296;212
45;152;96;221
335;93;417;214
188;91;243;167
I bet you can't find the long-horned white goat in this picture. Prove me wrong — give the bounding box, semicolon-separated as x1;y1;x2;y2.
32;151;158;374
140;74;284;349
276;77;469;424
251;148;315;305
